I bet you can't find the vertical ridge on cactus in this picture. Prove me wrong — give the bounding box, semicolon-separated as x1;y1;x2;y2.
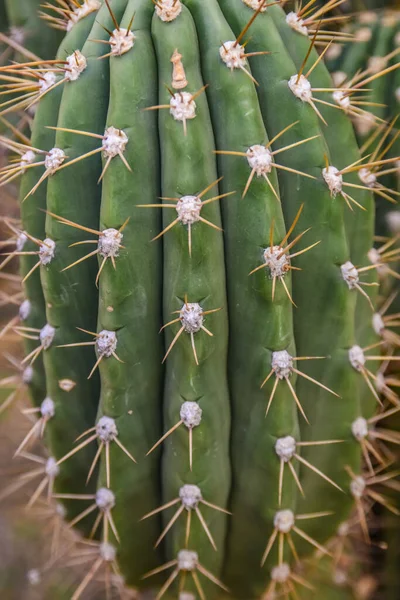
1;0;400;598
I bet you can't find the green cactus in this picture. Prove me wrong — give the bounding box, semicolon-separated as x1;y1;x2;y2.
2;0;400;598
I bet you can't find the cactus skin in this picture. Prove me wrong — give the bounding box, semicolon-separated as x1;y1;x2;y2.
9;0;396;598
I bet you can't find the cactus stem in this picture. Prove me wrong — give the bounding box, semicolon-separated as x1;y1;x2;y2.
161;297;220;364
57;416;136;488
261;509;332;567
142;550;229;600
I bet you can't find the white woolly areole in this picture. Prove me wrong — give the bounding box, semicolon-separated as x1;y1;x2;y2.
96;487;116;511
176;195;202;225
98;229;123;258
67;0;101;31
333;569;348;586
271;563;291;583
39;238;56;266
96;416;118;443
170;92;196;122
326;44;342;61
350;476;366;499
331;71;347;87
354;113;375;137
370;250;390;278
9;26;25;45
19;299;31;321
286;12;308;36
348;345;366;372
180;401;202;429
55;502;66;518
368;56;387;74
64;50;87;81
40;71;56;93
40;323;55;349
271;350;293;379
386;211;400;234
180;302;204;334
358;11;378;25
102;127;128;158
20;150;36;172
372;312;385;336
27;569;41;586
358;167;376;188
323;165;343;197
395;87;400;104
274;509;295;533
288;74;312;103
332;89;351;110
109;28;135;56
155;0;182;22
275;436;296;462
263;245;290;278
395;31;400;48
179;484;202;509
246;145;272;175
41;397;55;419
16;232;28;252
96;330;117;357
45;148;66;173
22;366;34;385
337;521;350;537
219;41;246;70
100;542;116;562
351;417;369;441
179;594;196;600
242;0;268;11
45;456;60;478
341;261;359;290
177;550;198;571
355;27;372;43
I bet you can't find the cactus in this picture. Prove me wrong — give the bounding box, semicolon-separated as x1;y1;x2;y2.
2;0;400;598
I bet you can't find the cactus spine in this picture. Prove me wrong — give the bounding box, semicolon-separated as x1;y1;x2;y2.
2;0;400;598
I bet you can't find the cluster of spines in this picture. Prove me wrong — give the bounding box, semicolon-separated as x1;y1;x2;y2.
1;0;400;599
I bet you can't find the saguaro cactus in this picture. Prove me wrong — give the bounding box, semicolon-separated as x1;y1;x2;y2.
2;0;400;598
